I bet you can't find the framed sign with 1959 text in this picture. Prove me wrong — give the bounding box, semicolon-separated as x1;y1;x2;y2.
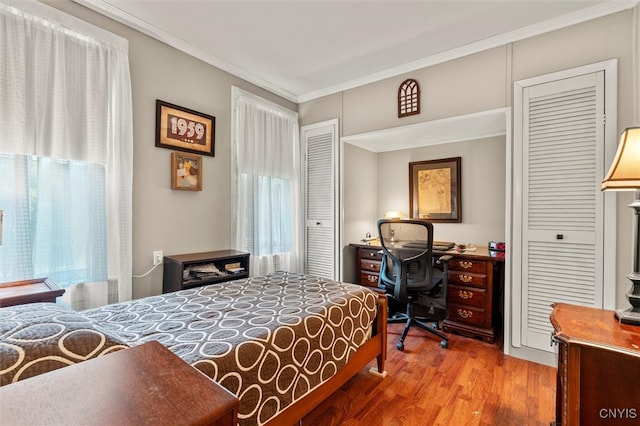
156;100;215;157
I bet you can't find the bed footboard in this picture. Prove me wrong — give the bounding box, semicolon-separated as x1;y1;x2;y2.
265;293;388;425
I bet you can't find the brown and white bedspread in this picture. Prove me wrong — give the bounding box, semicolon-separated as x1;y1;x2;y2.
81;271;379;425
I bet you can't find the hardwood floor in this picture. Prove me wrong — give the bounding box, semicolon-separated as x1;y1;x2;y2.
303;324;556;426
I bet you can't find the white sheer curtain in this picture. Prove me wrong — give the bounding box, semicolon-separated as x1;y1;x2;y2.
0;1;133;307
231;87;303;276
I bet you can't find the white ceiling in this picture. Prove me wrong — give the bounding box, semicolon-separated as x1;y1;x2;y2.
74;0;637;103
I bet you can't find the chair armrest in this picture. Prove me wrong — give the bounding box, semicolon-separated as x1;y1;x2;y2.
436;254;453;265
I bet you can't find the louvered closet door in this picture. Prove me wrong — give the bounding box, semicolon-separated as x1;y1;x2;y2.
521;72;605;351
303;120;339;280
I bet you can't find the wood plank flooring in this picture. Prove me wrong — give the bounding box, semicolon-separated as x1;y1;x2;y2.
303;324;556;426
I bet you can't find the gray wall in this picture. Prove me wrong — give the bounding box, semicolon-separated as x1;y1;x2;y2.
301;9;638;364
342;136;506;286
40;1;638;321
341;143;377;284
302;9;636;307
44;1;297;299
376;136;506;245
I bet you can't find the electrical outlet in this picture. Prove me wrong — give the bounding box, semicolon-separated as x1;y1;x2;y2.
153;250;163;266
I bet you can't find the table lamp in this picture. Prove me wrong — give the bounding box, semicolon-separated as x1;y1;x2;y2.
601;126;640;325
384;211;405;219
384;211;405;242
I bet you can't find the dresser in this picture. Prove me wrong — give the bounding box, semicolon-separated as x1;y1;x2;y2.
550;303;640;426
351;243;503;342
442;248;502;343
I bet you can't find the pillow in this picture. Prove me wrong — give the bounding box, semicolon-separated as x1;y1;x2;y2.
0;303;130;386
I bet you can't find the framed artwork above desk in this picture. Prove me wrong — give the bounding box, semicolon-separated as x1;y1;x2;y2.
409;157;461;223
350;242;504;343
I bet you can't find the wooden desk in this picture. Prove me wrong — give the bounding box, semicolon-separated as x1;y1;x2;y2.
0;278;65;307
550;303;640;426
0;341;239;426
441;247;504;343
350;242;504;342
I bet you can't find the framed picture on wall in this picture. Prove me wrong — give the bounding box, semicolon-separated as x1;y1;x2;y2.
171;152;202;191
409;157;461;223
156;100;215;157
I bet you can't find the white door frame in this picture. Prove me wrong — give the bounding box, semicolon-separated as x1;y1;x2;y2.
510;59;618;350
302;119;340;280
341;108;513;351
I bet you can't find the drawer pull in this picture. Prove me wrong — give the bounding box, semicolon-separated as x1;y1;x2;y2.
367;275;377;283
459;261;473;269
457;309;473;319
458;290;474;299
369;252;376;257
459;274;473;283
369;263;376;269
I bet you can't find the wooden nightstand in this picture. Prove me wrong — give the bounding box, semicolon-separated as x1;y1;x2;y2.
163;250;250;293
0;278;65;307
0;340;239;425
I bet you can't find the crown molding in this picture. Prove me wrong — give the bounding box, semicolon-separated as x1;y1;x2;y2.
298;0;639;102
71;0;299;103
72;0;639;104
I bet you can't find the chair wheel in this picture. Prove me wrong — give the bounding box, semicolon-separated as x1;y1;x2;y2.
396;341;404;351
440;340;449;349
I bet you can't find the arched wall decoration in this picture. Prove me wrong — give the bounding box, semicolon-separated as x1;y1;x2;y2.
398;78;420;118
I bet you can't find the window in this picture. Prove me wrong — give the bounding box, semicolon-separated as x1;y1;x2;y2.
0;154;107;287
0;1;133;307
239;174;292;256
231;87;302;276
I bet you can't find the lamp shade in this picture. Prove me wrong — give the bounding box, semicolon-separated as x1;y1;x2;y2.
601;126;640;191
384;211;405;219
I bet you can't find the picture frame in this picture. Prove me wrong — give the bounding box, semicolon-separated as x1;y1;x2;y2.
156;100;215;157
171;152;202;191
409;157;461;223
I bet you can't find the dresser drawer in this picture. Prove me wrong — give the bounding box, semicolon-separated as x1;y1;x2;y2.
360;259;381;273
360;247;382;261
449;258;486;274
447;304;486;327
448;271;486;289
448;284;486;309
359;272;380;287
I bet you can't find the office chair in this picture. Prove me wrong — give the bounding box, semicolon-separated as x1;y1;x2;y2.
377;219;450;350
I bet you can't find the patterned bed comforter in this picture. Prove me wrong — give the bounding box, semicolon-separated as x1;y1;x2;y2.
81;272;379;425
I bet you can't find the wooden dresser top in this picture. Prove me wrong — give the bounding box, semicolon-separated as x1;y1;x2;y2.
550;302;640;355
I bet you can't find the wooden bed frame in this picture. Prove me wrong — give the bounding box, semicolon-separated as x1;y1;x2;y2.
264;292;388;425
0;285;388;426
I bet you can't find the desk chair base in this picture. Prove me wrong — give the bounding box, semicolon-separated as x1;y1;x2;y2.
388;303;449;351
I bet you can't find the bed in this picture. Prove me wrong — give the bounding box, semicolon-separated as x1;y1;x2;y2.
0;272;388;425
